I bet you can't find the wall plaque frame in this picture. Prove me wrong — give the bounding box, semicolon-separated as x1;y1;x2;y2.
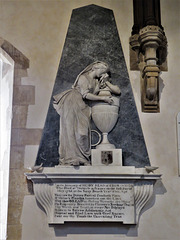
26;166;161;225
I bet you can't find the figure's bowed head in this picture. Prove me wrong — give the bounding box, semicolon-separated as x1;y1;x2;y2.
73;61;121;105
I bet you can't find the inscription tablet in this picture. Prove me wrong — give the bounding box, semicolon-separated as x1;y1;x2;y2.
52;183;135;224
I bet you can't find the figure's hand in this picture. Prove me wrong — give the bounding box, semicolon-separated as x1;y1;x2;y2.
99;73;109;89
100;73;109;82
103;96;114;105
99;81;106;89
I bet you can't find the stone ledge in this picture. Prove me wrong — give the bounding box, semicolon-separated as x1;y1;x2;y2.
28;166;161;180
27;172;161;181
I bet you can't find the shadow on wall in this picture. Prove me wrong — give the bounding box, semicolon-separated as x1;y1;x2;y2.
53;222;138;237
159;76;165;100
138;179;167;224
51;180;166;237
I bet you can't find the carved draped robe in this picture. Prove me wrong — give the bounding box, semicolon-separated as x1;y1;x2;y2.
53;74;99;165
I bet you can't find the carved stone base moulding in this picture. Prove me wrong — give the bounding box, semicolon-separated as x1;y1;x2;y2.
25;166;161;225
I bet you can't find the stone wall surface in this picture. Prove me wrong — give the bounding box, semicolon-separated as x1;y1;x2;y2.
0;39;41;240
0;0;180;240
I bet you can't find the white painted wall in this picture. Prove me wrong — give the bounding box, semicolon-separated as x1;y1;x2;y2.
0;0;180;239
0;49;14;240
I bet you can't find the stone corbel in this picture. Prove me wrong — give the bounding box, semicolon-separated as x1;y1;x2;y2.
142;65;160;112
130;25;167;112
134;180;154;223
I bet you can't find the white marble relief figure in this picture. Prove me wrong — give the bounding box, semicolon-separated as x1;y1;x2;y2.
53;61;120;166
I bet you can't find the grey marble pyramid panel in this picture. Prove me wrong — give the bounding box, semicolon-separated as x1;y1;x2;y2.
36;4;150;167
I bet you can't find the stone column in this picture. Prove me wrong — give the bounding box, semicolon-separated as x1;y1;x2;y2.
129;0;167;112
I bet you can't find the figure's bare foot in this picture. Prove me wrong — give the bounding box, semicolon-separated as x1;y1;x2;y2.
72;160;80;166
59;158;90;166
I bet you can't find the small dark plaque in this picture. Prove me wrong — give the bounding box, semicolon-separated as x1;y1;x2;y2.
101;151;113;165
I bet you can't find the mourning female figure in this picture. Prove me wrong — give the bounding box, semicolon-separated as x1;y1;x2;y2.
53;61;120;166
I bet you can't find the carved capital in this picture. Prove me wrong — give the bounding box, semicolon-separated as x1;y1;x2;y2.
129;34;140;51
139;26;165;50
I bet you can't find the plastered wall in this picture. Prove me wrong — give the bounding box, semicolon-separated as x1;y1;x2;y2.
0;0;180;239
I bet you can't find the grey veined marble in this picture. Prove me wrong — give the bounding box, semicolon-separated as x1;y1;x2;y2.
36;4;150;167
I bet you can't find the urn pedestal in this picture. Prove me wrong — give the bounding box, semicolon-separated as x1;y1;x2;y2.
91;96;122;166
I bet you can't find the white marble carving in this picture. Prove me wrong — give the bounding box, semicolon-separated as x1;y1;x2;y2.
134;181;154;223
33;183;53;217
26;60;161;227
53;183;134;224
91;95;120;150
53;61;121;166
25;166;161;225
